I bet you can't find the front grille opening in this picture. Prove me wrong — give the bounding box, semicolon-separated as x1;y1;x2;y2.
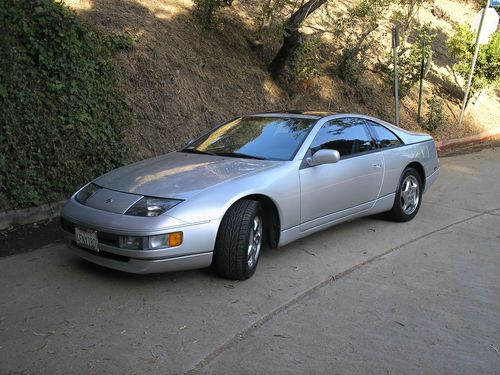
97;232;120;247
75;242;130;262
61;218;120;247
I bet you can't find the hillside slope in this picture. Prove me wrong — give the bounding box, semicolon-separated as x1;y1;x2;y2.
66;0;499;161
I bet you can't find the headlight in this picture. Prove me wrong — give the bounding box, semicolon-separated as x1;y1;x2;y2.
75;183;100;205
124;197;182;217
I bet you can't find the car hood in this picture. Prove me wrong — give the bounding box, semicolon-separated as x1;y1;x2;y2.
94;152;280;200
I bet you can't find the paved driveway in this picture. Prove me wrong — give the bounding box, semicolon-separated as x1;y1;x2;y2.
1;148;499;374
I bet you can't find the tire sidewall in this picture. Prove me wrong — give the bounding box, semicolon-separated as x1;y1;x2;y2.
213;199;263;280
243;206;263;279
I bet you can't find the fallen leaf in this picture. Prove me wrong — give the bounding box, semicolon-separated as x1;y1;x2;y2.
273;334;289;338
33;331;55;337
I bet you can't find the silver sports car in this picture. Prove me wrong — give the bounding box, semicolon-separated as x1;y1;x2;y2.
61;112;439;280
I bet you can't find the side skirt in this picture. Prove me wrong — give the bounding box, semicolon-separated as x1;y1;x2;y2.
278;193;396;247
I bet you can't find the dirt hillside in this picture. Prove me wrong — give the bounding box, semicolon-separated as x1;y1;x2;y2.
65;0;500;161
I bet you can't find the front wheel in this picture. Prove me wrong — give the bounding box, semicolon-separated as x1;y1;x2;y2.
213;199;263;280
387;167;423;222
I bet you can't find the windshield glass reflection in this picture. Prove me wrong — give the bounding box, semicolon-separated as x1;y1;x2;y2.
184;117;316;161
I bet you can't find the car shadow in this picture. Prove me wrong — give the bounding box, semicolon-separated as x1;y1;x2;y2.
68;254;215;285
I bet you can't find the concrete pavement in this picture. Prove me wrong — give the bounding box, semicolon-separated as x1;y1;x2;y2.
1;147;499;374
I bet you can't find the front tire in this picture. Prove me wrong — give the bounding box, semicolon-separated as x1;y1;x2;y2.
387;167;423;222
213;199;263;280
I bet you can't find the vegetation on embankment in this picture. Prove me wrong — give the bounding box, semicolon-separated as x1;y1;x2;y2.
0;0;130;209
1;0;499;210
69;0;498;160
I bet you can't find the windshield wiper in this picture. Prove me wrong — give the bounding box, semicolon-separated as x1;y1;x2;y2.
181;148;217;156
215;152;267;160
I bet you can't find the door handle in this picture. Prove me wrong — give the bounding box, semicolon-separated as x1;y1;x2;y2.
372;163;382;169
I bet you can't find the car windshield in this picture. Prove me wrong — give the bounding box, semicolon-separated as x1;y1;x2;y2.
183;116;317;161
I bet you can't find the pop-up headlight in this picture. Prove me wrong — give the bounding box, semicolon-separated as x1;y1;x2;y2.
75;183;100;205
124;197;182;217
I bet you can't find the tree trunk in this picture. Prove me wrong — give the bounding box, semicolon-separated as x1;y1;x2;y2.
269;0;327;79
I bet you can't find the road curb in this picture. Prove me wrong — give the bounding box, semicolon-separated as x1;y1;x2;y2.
0;200;66;231
436;128;500;151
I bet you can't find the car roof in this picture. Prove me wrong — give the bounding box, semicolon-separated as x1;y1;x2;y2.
245;110;337;119
242;112;432;144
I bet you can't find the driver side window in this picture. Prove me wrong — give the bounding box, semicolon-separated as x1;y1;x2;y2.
310;118;375;158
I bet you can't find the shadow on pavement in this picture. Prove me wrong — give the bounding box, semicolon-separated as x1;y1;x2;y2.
0;220;63;258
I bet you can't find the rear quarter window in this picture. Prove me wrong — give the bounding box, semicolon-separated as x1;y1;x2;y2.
365;120;402;148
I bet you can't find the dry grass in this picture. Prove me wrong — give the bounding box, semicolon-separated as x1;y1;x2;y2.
66;0;290;160
64;0;499;160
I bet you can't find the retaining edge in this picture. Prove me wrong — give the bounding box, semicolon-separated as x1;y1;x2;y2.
436;128;500;151
0;200;66;231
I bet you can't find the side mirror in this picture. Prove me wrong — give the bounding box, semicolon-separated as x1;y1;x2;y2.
306;149;340;167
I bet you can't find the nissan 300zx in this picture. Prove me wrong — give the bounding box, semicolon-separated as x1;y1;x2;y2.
61;112;440;280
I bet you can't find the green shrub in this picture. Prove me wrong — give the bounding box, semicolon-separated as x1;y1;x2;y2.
390;0;431;33
337;45;369;86
256;0;302;41
425;94;446;132
193;0;233;29
104;32;135;52
0;0;129;209
447;24;500;99
385;23;436;96
287;36;322;85
391;42;423;94
323;0;394;86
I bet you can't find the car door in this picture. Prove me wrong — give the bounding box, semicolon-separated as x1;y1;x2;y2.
299;117;384;231
363;119;405;198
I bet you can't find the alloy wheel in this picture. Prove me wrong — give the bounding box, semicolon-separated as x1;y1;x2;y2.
247;216;262;269
400;175;420;215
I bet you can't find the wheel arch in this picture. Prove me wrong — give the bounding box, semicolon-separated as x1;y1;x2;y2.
406;161;426;191
221;194;281;248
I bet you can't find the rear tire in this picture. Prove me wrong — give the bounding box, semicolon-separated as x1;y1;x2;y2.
387;167;423;222
213;199;263;280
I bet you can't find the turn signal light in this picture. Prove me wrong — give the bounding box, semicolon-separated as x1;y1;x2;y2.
168;232;183;247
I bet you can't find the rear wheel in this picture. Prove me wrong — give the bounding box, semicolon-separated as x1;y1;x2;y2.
387;167;422;222
213;199;263;280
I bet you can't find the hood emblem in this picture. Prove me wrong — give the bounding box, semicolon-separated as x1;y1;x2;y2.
105;197;113;204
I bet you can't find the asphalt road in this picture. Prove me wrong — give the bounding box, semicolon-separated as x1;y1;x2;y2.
1;148;499;374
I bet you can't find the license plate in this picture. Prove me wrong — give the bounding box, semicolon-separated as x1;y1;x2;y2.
75;227;99;252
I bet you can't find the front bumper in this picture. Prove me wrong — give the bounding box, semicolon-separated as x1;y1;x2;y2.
65;240;212;274
61;198;219;274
